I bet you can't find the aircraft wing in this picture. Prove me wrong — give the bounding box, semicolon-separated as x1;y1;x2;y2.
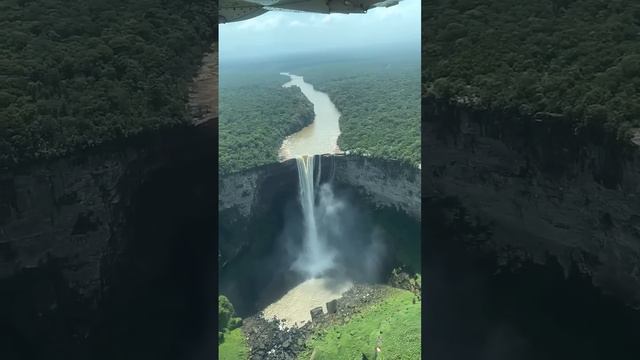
219;0;401;23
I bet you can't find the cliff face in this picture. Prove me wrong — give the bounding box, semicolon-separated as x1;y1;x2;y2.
218;155;421;266
0;145;143;305
1;122;215;298
0;154;123;300
219;155;420;221
0;121;218;358
218;159;298;266
423;97;640;307
333;156;421;220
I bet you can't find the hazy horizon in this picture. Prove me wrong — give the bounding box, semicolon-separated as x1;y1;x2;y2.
219;0;420;63
219;44;420;75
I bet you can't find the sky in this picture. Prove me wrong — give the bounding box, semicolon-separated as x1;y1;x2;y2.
219;0;420;62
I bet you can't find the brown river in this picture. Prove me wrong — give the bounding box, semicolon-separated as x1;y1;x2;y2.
262;73;351;327
278;72;342;160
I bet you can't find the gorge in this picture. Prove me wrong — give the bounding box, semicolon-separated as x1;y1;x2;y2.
218;72;421;324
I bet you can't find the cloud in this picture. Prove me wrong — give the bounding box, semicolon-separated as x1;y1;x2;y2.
220;0;420;60
288;20;306;27
321;13;339;23
235;13;284;31
371;4;403;20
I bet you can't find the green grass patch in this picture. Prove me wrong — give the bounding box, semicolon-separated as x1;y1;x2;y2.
219;328;249;360
300;288;421;360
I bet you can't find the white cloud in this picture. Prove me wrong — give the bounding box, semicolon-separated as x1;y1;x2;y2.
321;13;337;23
371;4;403;20
235;13;284;31
288;20;306;27
220;0;420;60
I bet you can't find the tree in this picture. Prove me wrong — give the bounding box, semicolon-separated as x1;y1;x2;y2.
218;295;234;331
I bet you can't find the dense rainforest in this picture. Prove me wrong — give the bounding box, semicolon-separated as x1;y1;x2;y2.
218;51;421;172
294;55;421;166
218;70;314;174
0;0;217;168
424;0;640;137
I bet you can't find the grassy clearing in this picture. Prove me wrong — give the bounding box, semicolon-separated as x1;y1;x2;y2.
219;328;249;360
300;288;421;360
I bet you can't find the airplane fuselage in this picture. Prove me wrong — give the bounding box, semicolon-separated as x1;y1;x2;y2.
219;0;401;23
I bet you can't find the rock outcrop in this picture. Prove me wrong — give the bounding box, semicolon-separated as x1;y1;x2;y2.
423;96;640;307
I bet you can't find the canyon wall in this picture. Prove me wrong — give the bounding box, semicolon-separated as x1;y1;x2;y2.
0;43;219;304
218;155;421;267
1;148;134;302
0;120;218;359
0;122;216;301
218;155;420;223
423;96;640;307
333;155;421;220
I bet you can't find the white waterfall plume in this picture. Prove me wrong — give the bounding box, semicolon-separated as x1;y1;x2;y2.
291;155;336;278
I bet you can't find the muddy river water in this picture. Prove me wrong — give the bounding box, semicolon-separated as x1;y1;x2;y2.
279;72;342;160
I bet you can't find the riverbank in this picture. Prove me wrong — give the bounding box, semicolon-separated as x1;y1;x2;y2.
262;278;353;327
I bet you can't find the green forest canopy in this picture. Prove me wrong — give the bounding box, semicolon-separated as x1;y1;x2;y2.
219;51;421;173
219;69;314;174
424;0;640;136
0;0;216;168
294;56;421;165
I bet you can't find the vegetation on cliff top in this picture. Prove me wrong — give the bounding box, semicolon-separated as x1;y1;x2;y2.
295;55;421;166
218;70;314;174
0;0;216;168
219;50;420;174
424;0;640;134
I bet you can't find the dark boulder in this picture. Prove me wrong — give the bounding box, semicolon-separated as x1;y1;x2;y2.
326;299;337;314
310;307;324;322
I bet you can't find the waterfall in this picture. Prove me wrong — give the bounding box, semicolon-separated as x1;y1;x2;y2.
293;155;335;278
315;156;322;189
297;155;319;257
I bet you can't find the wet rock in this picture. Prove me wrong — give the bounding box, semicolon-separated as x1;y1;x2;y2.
326;299;337;314
310;306;324;322
389;267;421;296
242;315;310;360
